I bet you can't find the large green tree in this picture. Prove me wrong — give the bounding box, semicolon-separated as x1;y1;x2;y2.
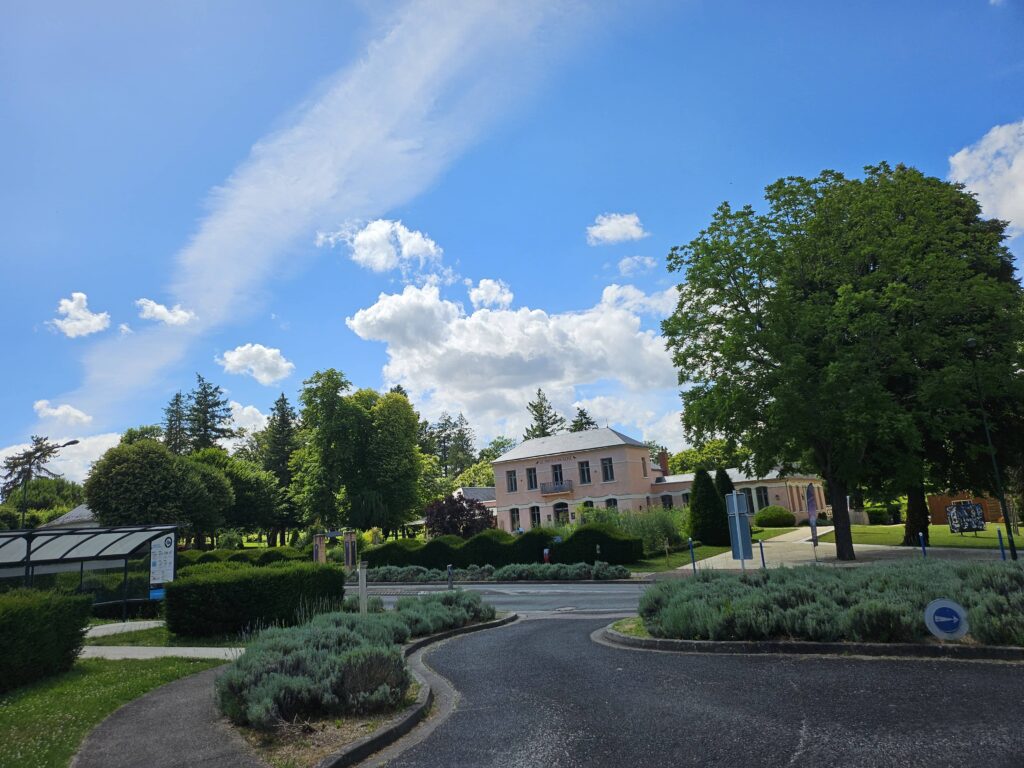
454;460;495;488
191;448;279;533
426;412;476;478
523;388;566;439
478;436;518;464
668;440;751;475
569;407;599;432
185;374;236;451
162;392;189;455
688;469;729;546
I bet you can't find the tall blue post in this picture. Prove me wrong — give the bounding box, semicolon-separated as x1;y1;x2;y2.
918;531;927;558
998;529;1007;561
759;539;766;569
688;537;697;574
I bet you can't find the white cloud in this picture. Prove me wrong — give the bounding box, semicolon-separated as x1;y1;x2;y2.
586;212;649;245
118;323;133;336
949;119;1024;238
0;433;120;484
346;280;681;449
229;401;268;434
48;292;110;338
468;278;514;309
217;343;295;386
63;0;592;426
135;298;197;326
33;400;92;427
600;283;677;316
617;255;657;276
318;219;442;276
572;395;683;450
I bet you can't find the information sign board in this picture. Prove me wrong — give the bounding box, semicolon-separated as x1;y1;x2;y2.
150;534;175;586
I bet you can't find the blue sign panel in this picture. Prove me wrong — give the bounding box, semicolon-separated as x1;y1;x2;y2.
149;588;166;601
726;493;753;561
924;599;969;641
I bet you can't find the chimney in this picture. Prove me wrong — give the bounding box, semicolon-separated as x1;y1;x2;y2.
658;450;669;476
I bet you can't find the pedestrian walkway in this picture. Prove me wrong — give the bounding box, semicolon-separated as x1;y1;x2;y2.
690;526;1008;572
80;645;241;660
86;620;164;638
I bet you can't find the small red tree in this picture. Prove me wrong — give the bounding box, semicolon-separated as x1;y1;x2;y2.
424;494;491;538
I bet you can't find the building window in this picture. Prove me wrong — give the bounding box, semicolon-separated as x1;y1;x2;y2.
510;508;520;530
605;498;618;509
756;486;769;510
506;470;517;493
578;461;591;484
582;500;594;508
681;492;691;507
526;467;537;490
742;488;754;514
661;494;673;509
552;464;563;484
601;457;615;482
554;502;569;523
530;507;541;527
642;457;648;477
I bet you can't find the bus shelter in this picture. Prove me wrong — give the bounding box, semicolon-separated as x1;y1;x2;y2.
0;525;178;619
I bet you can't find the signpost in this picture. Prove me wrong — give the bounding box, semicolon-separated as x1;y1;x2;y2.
312;533;327;564
924;599;969;641
806;484;819;547
149;534;175;600
342;530;358;568
725;492;752;569
946;501;986;535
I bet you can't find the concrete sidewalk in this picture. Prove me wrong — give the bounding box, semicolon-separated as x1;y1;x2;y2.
80;645;242;660
86;620;164;638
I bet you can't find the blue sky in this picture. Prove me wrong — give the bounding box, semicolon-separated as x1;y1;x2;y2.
2;0;1023;479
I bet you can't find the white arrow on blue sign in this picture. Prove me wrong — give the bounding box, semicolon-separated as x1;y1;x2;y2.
924;599;969;641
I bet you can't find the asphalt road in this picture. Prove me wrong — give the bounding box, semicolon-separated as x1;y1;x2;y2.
368;582;647;614
384;617;1024;768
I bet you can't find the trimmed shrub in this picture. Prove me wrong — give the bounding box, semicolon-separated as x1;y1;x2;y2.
364;539;427;568
688;469;730;545
0;589;92;692
255;547;304;566
553;524;642;565
457;529;516;567
753;505;796;528
866;508;889;525
165;562;345;636
511;527;558;563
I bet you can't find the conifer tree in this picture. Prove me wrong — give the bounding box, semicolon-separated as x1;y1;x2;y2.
689;468;730;546
185;374;235;452
523;388;566;439
569;407;599;432
714;468;736;500
163;392;189;455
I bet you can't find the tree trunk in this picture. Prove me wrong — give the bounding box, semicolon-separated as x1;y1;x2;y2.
826;474;856;560
902;485;929;546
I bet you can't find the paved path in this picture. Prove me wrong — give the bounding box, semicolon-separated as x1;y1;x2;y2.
385;617;1024;768
80;645;242;660
695;526;1006;571
72;666;263;768
86;620;164;638
371;582;647;615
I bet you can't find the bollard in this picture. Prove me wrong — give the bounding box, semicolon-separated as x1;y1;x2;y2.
688;537;697;574
358;560;368;614
918;531;927;558
447;563;454;591
998;529;1007;561
759;539;766;569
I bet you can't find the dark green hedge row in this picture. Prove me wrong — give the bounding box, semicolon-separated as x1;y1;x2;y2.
364;525;642;569
0;589;92;693
177;546;306;569
165;561;345;637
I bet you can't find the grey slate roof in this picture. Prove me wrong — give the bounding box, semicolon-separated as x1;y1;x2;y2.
456;486;496;503
41;504;98;528
659;467;817;484
492;428;647;463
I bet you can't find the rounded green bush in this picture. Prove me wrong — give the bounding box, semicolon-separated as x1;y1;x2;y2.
753;505;796;527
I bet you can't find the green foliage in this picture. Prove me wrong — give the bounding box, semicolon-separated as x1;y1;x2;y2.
364;525;641;568
523;388;566;439
569;407;598;432
753;505;796;527
714;468;735;498
424;411;476;478
453;460;495;489
0;589;92;692
477;436;517;463
162;391;189;455
215;592;492;730
668;440;751;475
424;494;491;539
85;440;187;526
192;448;280;532
640;562;1024;644
581;507;689;554
164;561;345;636
688;469;729;545
185;373;236;451
492;561;630;580
120;424;163;445
0;476;84;516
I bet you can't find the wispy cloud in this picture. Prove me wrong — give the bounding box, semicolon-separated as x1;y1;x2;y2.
33;400;92;426
949;119;1024;239
63;0;593;427
135;298;197;326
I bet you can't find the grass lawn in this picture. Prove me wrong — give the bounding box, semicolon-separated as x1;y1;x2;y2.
819;524;1006;549
611;616;650;638
85;626;244;647
0;658;222;768
752;527;797;541
626;528;798;573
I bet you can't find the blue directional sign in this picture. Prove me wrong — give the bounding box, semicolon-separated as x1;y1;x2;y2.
726;492;753;561
924;599;969;641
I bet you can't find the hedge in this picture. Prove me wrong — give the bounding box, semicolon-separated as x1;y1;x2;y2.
364;525;641;568
216;591;494;730
752;505;796;528
165;561;345;637
0;589;92;692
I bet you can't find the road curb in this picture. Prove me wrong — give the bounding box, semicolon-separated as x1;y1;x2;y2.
314;613;518;768
355;579;641;586
600;623;1024;661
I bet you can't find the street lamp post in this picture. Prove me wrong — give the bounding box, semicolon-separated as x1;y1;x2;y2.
965;339;1017;561
19;439;79;529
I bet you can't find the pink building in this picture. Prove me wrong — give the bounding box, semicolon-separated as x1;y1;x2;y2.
491;428;826;532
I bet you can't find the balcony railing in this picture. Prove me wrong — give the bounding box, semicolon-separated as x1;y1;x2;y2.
540;480;573;495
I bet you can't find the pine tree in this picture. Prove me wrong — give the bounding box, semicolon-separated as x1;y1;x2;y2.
523;388;566;439
569;407;599;432
714;468;736;500
185;374;236;452
263;393;298;489
427;412;476;477
163;392;190;455
689;469;730;546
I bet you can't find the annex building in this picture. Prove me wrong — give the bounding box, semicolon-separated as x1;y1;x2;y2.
491;428;825;533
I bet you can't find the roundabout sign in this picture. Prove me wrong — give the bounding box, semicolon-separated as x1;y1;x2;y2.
924;599;969;641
